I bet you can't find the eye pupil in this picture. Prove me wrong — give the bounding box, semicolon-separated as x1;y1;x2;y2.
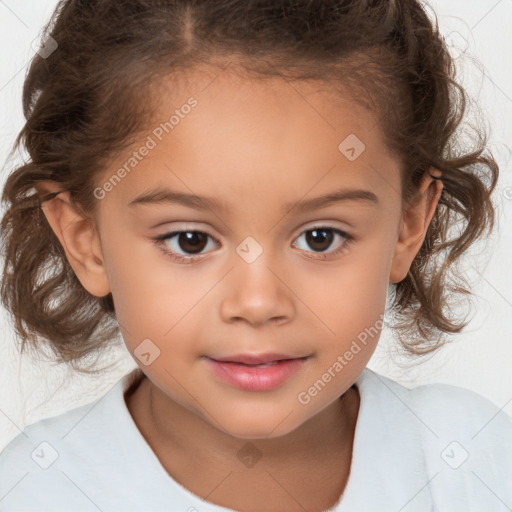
179;232;207;253
306;229;334;252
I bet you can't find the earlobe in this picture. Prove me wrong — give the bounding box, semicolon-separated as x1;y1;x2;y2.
36;181;111;297
389;169;444;284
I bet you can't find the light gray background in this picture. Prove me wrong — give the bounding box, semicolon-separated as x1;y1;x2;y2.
0;0;511;451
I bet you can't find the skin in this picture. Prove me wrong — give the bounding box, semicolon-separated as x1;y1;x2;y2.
37;66;443;512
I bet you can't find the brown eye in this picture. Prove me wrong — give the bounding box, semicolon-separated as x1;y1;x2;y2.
153;225;354;264
172;232;209;254
293;226;354;260
154;230;219;262
304;228;334;252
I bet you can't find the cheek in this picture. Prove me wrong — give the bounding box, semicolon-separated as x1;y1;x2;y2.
306;235;393;373
101;232;200;344
312;240;391;329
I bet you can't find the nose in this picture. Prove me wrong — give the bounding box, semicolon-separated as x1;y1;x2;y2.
219;254;295;327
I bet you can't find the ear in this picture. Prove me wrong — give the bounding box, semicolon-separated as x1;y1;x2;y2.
36;181;111;297
389;168;444;284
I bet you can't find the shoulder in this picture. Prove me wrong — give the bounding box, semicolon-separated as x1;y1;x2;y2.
360;368;509;420
352;368;512;510
0;401;96;509
0;368;144;464
0;394;106;461
0;397;98;460
0;372;139;511
358;368;512;446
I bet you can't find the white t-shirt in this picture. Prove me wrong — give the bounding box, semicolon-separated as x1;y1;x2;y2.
0;367;511;512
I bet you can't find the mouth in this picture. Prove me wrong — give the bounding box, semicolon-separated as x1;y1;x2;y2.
204;355;310;391
208;353;308;365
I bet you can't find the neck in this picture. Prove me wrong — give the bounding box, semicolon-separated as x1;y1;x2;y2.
126;375;360;512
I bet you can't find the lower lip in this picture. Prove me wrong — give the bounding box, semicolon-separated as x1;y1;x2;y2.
205;357;308;391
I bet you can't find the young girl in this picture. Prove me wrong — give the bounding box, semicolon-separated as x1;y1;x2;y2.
0;0;510;511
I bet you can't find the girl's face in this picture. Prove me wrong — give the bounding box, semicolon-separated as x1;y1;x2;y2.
83;68;438;438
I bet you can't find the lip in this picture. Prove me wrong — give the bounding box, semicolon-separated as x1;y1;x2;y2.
205;355;309;391
210;353;303;365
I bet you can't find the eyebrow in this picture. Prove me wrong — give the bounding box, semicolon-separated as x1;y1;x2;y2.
128;186;379;213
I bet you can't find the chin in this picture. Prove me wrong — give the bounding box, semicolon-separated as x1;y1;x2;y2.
214;413;304;440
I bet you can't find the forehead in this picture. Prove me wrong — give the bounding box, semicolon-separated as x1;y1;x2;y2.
147;64;387;147
102;65;402;214
153;65;380;133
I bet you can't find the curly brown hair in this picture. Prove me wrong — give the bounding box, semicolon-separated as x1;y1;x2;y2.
0;0;499;374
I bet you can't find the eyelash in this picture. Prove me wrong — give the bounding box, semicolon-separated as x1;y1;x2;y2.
152;225;355;264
